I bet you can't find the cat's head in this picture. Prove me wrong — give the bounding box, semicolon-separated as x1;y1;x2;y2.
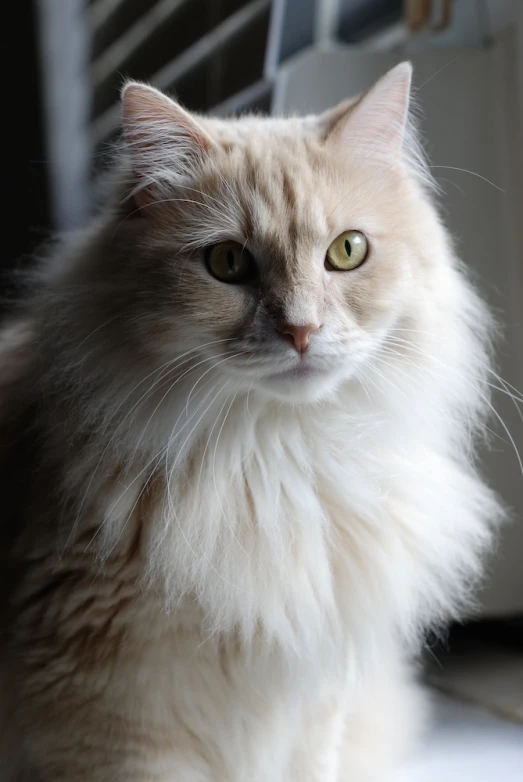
115;63;448;405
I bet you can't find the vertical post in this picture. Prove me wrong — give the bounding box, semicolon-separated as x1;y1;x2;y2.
314;0;340;45
36;0;92;231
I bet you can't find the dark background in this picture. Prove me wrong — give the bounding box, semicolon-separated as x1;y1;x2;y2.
3;2;51;303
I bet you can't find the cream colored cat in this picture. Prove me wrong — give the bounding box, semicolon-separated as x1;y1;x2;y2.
0;63;502;781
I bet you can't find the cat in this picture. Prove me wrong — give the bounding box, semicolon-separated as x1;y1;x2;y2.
0;62;503;781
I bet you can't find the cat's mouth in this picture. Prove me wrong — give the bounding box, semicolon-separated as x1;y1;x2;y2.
266;363;326;381
229;349;347;401
257;358;343;403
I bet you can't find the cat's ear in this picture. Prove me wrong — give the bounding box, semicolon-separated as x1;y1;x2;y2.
326;62;412;161
121;81;213;206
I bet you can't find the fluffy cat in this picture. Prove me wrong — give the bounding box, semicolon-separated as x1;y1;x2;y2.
0;62;503;781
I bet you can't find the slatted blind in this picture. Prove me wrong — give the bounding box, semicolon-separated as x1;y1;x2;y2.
37;0;399;228
86;0;311;153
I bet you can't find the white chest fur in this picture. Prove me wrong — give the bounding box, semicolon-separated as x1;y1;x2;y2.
130;390;498;668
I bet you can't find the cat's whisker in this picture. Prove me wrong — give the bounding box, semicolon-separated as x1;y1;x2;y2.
415;58;459;92
164;356;242;490
176;182;226;209
188;379;250;573
370;347;481;461
359;357;414;403
383;333;523;407
245;381;254;421
184;350;238;411
481;395;523;476
429;165;504;193
170;355;241;446
207;164;244;216
75;337;233;452
75;317;116;349
383;328;523;398
354;364;382;400
96;453;163;571
84;375;214;555
73;341;236;548
127;350;239;469
183;370;223;423
68;355;184;548
390;356;479;463
379;336;522;471
112;194;226;238
356;372;373;403
434;177;466;197
161;378;246;593
211;391;248;556
104;339;236;444
92;367;239;565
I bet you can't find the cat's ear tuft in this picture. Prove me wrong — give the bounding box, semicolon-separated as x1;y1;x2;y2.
121;81;213;206
328;62;413;159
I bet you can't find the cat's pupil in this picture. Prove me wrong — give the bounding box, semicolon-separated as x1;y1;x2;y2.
227;250;235;270
344;239;352;257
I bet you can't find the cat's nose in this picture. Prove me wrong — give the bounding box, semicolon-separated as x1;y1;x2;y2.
277;322;320;354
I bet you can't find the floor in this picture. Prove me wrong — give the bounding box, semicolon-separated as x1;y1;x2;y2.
398;636;523;781
399;691;523;781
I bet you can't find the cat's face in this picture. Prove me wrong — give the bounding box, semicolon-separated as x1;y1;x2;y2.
120;64;439;404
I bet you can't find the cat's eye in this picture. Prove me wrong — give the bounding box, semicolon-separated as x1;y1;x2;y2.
205;241;256;283
325;230;369;271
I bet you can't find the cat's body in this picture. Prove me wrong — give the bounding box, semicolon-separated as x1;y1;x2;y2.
0;64;502;780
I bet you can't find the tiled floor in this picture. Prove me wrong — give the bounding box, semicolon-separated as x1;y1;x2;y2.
398;691;523;781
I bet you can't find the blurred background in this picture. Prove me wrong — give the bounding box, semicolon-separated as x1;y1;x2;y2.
2;1;523;774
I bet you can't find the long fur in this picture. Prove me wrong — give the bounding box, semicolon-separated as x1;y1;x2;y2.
0;64;503;781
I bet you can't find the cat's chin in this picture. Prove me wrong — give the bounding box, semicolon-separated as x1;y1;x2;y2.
256;366;343;404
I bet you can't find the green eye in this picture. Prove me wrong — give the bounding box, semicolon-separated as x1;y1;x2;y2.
326;230;369;271
205;241;256;283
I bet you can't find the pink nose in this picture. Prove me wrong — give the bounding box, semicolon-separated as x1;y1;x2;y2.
277;322;320;354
